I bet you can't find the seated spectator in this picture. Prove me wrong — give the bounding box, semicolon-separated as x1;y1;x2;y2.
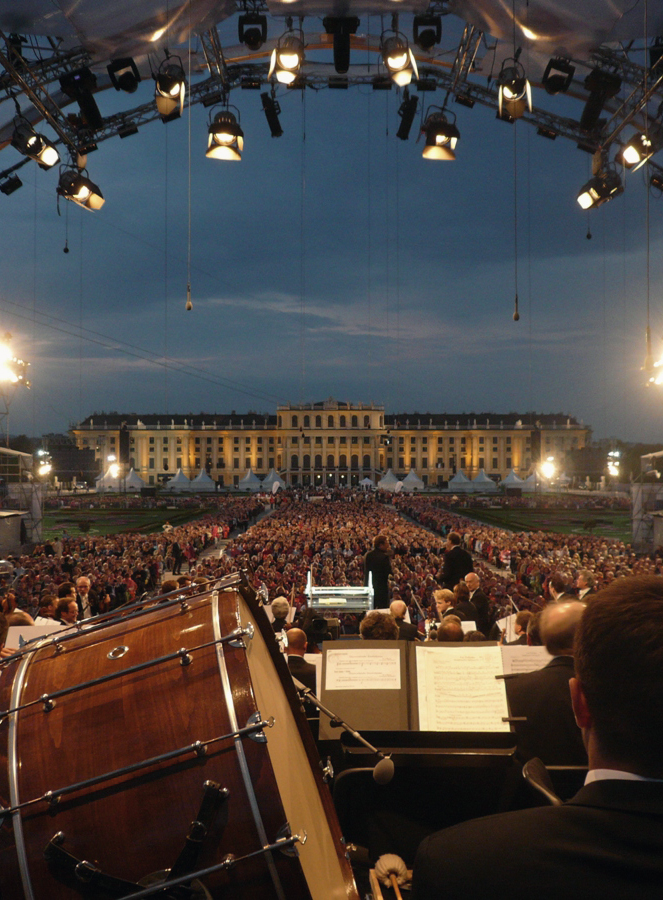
360;610;399;640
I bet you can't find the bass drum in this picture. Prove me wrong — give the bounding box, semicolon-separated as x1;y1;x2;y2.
0;578;358;900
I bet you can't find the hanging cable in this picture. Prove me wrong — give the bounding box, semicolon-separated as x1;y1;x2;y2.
186;0;193;312
299;87;306;405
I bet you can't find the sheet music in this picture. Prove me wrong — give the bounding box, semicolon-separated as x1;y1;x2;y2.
496;613;517;643
500;645;552;674
416;645;510;732
325;648;401;691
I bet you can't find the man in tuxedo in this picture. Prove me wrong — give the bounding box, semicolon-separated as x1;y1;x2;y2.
364;534;392;608
439;532;473;589
549;571;573;603
464;572;491;636
390;599;422;641
576;568;595;600
413;576;663;900
286;627;317;693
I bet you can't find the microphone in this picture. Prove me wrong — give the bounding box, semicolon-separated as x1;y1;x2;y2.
291;678;394;784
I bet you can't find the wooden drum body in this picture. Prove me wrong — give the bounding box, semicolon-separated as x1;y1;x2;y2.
0;579;358;900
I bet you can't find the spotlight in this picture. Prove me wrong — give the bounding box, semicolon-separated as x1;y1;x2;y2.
238;13;267;51
206;109;243;161
542;57;575;95
107;57;141;93
10;118;60;169
261;92;283;138
269;30;305;85
580;68;621;131
323;17;359;75
537;125;557;140
381;32;418;87
396;90;418;140
117;122;139;139
497;54;532;120
0;175;22;196
421;108;459;160
617;128;663;171
455;94;475;109
155;57;186;122
413;16;442;52
57;167;105;211
59;67;103;130
651;173;663;192
577;167;623;210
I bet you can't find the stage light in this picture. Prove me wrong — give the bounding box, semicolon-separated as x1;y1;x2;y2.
617;128;663;171
0;335;29;385
576;168;623;210
59;67;103;130
155;58;186;122
261;92;283;137
0;175;22;196
269;29;305;85
651;173;663;192
107;57;141;93
206;109;243;160
497;55;532;120
323;17;359;74
413;15;441;52
422;108;460;160
396;91;418;140
57;167;105;211
381;33;418;87
118;122;139;139
238;13;267;51
542;57;575;95
580;68;621;131
540;457;556;480
10;118;60;169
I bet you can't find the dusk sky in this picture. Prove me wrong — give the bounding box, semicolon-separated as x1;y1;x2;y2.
0;15;662;444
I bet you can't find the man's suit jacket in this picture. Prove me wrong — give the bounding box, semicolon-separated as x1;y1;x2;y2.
505;655;587;765
439;545;473;589
413;779;663;900
363;549;392;608
469;588;491;635
287;654;317;693
395;618;423;641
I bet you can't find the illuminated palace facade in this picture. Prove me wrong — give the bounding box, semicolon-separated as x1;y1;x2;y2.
71;399;590;488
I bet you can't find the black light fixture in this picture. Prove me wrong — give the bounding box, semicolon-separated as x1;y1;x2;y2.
0;175;22;196
238;13;267;51
577;166;623;210
617;127;663;171
59;67;103;130
651;172;663;192
381;27;418;87
155;56;186;122
396;90;418;140
10;117;60;169
323;17;359;74
542;57;575;94
57;166;105;211
269;23;305;85
261;92;283;137
206;107;244;160
497;51;532;120
421;107;460;160
580;68;621;131
107;58;141;93
413;15;442;52
118;122;139;139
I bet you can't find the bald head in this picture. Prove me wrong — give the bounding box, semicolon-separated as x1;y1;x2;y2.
465;573;480;592
390;600;407;619
286;628;308;656
540;601;586;656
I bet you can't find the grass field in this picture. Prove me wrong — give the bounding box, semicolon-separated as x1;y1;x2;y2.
459;507;632;543
42;508;214;540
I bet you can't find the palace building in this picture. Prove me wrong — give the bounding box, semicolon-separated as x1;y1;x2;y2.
71;399;590;488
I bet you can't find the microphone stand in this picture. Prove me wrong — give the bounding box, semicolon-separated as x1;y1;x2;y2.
291;677;395;784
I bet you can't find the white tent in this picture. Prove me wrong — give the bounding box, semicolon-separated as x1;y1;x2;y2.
261;468;286;492
95;466;119;492
359;476;375;489
165;468;191;492
448;470;473;492
377;469;399;492
500;469;525;487
471;469;498;492
191;469;217;492
124;468;146;491
523;473;538;489
402;469;425;492
239;468;262;492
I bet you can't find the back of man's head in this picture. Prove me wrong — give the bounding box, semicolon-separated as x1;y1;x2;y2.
575;576;663;776
360;611;399;640
448;532;461;546
57;582;75;600
390;600;407;619
540;601;585;656
374;534;388;550
515;610;533;630
549;572;567;596
437;621;465;642
286;627;308;656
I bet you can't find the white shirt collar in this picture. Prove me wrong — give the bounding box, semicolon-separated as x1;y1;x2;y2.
585;768;663;785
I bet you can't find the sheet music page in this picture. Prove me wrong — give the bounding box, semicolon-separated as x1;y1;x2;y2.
500;645;552;674
325;648;401;691
416;645;510;732
496;613;517;643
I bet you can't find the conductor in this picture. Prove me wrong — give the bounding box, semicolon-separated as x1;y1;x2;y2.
364;534;392;609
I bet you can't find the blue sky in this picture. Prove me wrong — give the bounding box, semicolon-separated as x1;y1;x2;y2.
0;47;662;444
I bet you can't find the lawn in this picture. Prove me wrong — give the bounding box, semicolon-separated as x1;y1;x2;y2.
42;508;213;540
460;507;632;543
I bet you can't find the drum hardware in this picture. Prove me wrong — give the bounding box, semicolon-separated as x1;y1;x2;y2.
275;822;304;858
246;710;272;743
319;757;334;783
179;599;190;613
108;646;129;660
0;718;275;820
1;625;257;721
